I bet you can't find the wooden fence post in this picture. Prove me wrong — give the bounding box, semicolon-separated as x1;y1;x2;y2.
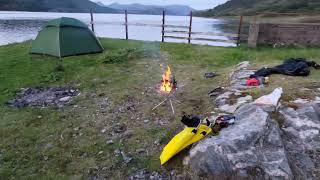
90;9;95;32
248;16;259;48
162;11;165;42
188;11;193;44
237;15;243;46
125;10;128;40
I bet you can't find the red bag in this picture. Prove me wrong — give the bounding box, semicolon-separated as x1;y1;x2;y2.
246;78;260;86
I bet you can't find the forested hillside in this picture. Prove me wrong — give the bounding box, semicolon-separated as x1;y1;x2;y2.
0;0;118;13
107;3;194;15
197;0;320;16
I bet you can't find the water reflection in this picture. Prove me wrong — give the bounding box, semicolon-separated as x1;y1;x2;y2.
0;19;45;45
0;11;241;47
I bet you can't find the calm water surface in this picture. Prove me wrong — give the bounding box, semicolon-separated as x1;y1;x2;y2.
0;11;239;46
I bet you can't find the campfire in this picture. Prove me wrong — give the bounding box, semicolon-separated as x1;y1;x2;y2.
160;65;177;93
153;65;180;114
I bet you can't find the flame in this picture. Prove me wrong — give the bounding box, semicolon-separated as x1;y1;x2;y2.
160;65;173;93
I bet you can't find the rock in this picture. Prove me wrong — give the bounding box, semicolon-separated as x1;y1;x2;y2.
300;88;311;91
80;152;88;157
101;128;107;133
219;95;253;113
74;127;80;131
204;72;218;79
130;170;148;179
120;130;134;139
98;151;103;155
234;61;250;71
218;105;237;114
154;139;160;146
208;87;224;98
290;98;310;104
213;88;252;114
43;143;54;150
7;87;78;108
175;174;185;179
149;171;162;180
234;91;242;96
121;151;132;164
98;92;105;97
238;95;253;103
43;156;49;161
215;91;233;107
136;148;146;154
59;96;71;102
115;123;127;133
129;170;165;180
114;149;121;156
184;103;292;179
280;102;320;179
229;61;256;90
156;118;168;126
37;115;42;119
106;140;114;145
90;93;97;98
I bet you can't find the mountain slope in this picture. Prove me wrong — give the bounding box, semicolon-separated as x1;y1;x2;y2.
0;0;118;13
107;3;194;16
197;0;320;16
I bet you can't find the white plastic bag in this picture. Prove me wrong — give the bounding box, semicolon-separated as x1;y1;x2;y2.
254;87;283;107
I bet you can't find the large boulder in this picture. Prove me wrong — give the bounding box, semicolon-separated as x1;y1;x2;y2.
280;102;320;179
184;88;293;180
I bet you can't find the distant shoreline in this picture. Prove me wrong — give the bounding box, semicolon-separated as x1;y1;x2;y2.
0;10;193;17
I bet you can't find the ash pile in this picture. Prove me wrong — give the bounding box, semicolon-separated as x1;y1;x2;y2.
7;87;79;108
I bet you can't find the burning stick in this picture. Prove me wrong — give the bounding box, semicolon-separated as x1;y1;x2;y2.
160;66;177;93
152;65;179;115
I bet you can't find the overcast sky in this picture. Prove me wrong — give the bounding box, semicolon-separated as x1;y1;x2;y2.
91;0;228;10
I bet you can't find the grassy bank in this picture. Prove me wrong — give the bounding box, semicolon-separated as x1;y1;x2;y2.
0;39;319;179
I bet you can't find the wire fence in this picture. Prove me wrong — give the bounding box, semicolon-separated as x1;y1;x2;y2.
89;10;247;46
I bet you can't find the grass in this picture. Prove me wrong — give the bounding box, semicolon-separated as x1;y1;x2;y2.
0;38;320;179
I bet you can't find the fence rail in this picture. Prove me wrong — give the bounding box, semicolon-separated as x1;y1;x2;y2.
164;36;237;43
164;30;238;38
89;10;244;46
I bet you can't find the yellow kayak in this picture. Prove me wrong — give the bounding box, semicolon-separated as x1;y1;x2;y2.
160;124;212;165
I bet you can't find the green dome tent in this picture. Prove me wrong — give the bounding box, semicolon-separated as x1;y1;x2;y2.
30;17;104;58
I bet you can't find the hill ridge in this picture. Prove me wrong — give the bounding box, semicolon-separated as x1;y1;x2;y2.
0;0;118;13
197;0;320;16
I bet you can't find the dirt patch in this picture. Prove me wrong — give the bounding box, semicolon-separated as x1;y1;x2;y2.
7;87;79;108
